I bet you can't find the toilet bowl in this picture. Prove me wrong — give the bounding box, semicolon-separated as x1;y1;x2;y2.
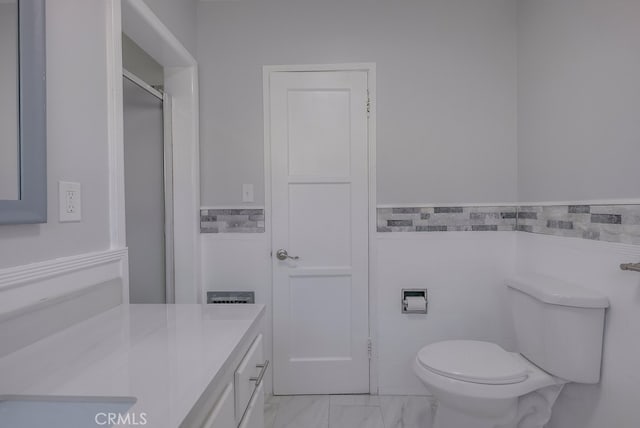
413;274;609;428
413;340;565;428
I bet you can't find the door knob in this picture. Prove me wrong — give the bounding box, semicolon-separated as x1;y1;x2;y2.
276;249;299;261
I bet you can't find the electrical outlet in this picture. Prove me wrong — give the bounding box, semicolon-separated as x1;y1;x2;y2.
59;181;82;222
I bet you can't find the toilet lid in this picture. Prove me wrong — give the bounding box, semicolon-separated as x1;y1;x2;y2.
417;340;528;385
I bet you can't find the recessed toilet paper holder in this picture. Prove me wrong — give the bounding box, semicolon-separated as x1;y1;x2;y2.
402;289;428;314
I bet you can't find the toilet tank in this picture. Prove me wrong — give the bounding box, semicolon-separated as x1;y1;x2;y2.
506;274;609;383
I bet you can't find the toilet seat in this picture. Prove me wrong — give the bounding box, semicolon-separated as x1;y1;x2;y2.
417;340;528;385
414;348;560;400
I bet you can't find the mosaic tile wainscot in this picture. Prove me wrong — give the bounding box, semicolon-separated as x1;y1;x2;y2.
200;208;265;233
377;206;517;233
377;204;640;245
198;204;640;245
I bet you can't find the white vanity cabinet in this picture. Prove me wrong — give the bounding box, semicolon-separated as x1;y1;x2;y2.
238;382;264;428
235;334;265;422
201;383;235;428
0;304;266;428
192;333;267;428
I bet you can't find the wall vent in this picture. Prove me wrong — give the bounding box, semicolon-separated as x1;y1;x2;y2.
207;291;255;304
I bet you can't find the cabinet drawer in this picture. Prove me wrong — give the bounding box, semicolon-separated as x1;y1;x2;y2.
238;381;264;428
234;334;264;422
201;382;234;428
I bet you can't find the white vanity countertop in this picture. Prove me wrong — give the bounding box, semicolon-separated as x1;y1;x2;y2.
0;304;265;427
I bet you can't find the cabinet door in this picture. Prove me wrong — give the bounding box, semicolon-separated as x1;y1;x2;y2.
202;382;234;428
235;334;264;421
238;382;264;428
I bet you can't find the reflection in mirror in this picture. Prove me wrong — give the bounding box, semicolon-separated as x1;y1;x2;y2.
0;0;19;200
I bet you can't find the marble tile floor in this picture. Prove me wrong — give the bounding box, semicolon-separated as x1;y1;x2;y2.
265;394;436;428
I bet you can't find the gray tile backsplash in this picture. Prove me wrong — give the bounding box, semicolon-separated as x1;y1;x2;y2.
377;206;517;233
378;204;640;245
516;204;640;245
200;204;640;244
200;208;265;233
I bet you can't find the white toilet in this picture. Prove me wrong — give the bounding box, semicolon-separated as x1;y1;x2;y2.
413;273;609;428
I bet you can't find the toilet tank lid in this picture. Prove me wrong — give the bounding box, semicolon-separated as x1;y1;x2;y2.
506;274;609;308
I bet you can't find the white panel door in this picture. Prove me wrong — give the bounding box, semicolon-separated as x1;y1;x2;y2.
270;71;369;394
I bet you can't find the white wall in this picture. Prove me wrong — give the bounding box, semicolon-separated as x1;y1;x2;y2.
1;0;199;352
0;0;111;269
197;0;518;206
197;0;519;397
517;0;640;202
201;231;518;396
141;0;197;56
0;0;130;359
0;3;19;200
377;232;517;394
201;234;272;391
0;0;196;270
516;233;640;428
516;1;640;426
199;6;640;428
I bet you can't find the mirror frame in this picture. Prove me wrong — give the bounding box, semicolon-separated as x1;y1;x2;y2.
0;0;46;224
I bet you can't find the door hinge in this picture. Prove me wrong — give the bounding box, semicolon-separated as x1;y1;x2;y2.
366;90;371;118
367;338;373;359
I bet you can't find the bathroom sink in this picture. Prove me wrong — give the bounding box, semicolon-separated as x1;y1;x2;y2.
0;395;137;428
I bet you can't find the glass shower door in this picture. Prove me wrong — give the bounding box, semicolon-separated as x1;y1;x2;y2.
123;77;170;304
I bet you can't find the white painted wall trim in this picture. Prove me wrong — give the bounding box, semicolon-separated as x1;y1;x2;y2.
122;0;196;67
263;66;275;394
105;0;130;303
201;205;266;210
377;231;517;241
106;0;126;251
367;65;379;395
0;248;128;319
201;234;267;242
165;65;201;303
378;200;640;209
263;63;378;394
518;199;640;206
377;202;518;208
377;199;640;208
263;63;377;73
163;94;175;303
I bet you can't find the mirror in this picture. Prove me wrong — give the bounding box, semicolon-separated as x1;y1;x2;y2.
0;0;47;224
0;0;18;200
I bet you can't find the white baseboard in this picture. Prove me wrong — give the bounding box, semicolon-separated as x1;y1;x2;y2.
0;248;128;320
